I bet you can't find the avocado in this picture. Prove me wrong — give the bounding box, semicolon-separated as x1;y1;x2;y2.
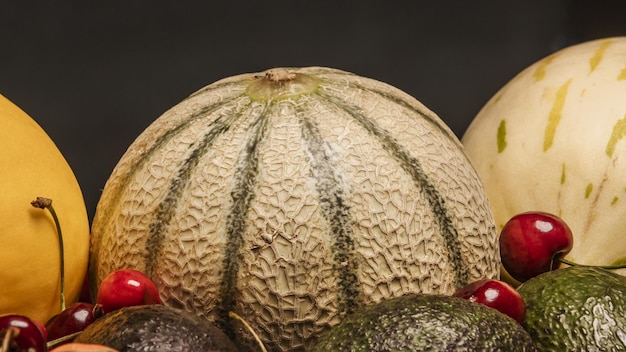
74;304;238;352
518;265;626;351
310;293;536;351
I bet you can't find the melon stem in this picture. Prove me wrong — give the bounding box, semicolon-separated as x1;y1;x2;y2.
559;257;626;270
246;68;320;101
31;197;66;312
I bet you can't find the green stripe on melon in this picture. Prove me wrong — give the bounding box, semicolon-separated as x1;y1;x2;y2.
90;67;498;351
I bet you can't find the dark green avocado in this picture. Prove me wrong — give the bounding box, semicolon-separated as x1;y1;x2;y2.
518;265;626;351
310;293;536;351
74;304;238;352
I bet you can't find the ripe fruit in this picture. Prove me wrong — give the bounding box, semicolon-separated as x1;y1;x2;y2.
499;211;573;282
310;294;536;351
95;270;161;314
462;37;626;276
0;93;90;324
88;66;499;351
45;302;103;342
33;320;48;342
49;343;118;352
0;314;47;352
518;265;626;350
74;305;238;351
453;279;525;323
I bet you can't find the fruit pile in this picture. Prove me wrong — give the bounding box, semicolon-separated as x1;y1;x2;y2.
5;210;622;351
453;211;626;351
311;211;626;351
0;268;161;351
2;36;626;352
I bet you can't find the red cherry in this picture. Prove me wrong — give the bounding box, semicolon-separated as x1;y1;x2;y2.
499;211;574;282
453;279;526;323
45;302;103;342
0;314;47;352
32;319;48;343
96;269;161;314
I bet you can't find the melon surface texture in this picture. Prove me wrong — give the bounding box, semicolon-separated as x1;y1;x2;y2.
462;37;626;275
90;67;498;351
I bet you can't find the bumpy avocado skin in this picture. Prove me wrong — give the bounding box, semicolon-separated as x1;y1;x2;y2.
310;294;536;351
518;266;626;352
75;304;238;352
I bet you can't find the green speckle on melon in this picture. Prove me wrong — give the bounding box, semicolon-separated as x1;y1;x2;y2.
585;183;593;199
589;39;612;72
544;79;571;152
497;119;507;153
605;114;626;157
533;55;556;82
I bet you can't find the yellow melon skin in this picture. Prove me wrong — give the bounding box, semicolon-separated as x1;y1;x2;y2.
90;67;499;352
0;94;90;323
462;37;626;276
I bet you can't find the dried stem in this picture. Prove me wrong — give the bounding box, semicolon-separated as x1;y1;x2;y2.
46;331;83;350
559;257;626;270
31;196;66;311
1;327;18;352
228;311;268;352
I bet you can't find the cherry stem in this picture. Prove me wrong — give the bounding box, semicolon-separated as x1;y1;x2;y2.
559;257;626;270
1;326;19;352
46;331;83;349
228;311;268;352
31;197;66;312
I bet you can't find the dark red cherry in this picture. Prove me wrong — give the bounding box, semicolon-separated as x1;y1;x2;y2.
45;302;103;342
453;279;526;323
0;314;47;352
499;211;574;282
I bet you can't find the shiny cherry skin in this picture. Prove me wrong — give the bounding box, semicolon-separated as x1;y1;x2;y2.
499;211;574;282
0;313;47;352
453;279;526;323
32;320;47;343
96;269;161;314
45;302;103;342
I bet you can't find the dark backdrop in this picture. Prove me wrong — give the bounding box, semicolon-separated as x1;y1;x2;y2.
1;1;625;222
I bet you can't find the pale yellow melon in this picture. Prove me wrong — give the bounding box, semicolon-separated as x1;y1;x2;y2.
462;37;626;275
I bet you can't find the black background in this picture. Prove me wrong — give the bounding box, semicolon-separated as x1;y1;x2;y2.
1;1;625;222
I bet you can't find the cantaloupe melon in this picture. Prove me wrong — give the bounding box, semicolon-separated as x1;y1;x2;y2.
90;67;499;351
